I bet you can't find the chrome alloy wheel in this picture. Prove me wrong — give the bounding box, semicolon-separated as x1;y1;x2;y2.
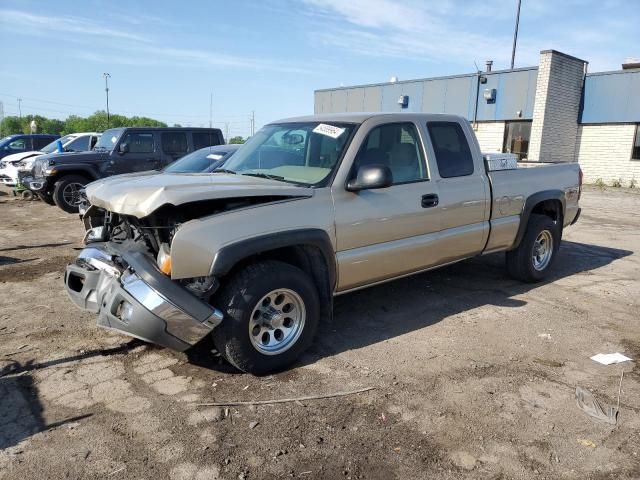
62;182;85;207
532;230;553;271
248;288;306;355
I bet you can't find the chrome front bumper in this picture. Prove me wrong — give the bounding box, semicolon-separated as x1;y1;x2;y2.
65;245;223;351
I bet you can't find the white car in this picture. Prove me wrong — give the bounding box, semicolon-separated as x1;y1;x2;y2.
0;132;101;187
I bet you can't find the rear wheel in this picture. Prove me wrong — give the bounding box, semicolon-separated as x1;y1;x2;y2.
212;260;319;374
53;175;89;213
506;214;560;282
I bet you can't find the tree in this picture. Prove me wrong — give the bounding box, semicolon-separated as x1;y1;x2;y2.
1;111;168;137
0;116;23;137
228;136;245;144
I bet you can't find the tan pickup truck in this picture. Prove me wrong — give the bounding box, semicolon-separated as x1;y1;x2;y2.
65;113;582;374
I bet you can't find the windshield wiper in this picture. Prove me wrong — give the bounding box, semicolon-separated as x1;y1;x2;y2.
241;172;285;181
211;168;236;174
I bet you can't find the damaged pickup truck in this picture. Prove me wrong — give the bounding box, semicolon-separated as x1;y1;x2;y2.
65;113;582;374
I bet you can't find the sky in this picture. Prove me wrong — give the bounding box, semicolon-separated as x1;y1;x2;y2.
0;0;638;137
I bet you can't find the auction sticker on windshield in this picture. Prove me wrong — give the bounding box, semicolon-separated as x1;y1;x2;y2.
313;123;346;139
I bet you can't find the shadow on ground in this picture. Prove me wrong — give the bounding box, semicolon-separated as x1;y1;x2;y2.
0;362;92;449
305;240;632;362
186;240;631;372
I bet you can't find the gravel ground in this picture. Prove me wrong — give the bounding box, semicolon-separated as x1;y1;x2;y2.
0;185;639;480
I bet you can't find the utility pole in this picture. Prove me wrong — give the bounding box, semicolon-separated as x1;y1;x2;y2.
103;73;111;127
209;92;213;128
250;110;255;137
17;98;22;119
224;122;229;143
510;0;522;69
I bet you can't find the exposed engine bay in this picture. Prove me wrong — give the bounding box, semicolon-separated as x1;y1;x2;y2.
82;196;295;256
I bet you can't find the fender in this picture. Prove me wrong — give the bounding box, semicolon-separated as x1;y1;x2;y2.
210;228;337;290
49;163;100;180
511;190;565;249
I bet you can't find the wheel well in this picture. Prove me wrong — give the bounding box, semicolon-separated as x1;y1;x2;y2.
53;171;93;183
220;245;334;322
531;199;563;224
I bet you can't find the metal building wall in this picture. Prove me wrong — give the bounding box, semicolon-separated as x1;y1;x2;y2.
581;70;640;123
314;67;538;122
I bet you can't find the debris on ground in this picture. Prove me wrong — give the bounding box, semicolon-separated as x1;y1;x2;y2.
590;353;632;365
575;386;618;425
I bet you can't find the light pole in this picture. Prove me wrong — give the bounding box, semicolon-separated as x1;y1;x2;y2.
17;98;22;119
510;0;522;69
103;73;111;127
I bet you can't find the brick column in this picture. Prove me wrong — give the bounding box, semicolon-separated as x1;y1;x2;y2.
528;50;587;162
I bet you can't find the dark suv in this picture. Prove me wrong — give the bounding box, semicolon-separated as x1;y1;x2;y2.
27;127;224;213
0;134;60;160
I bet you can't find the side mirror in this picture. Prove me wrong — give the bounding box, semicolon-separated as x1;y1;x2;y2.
118;143;129;155
346;165;393;192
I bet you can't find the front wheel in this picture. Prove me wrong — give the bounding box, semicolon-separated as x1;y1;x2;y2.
212;260;320;374
53;175;89;213
506;214;560;283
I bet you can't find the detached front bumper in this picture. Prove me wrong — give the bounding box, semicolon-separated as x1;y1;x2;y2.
64;244;223;351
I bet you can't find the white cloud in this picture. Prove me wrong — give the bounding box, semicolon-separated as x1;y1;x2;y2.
300;0;639;72
0;9;148;42
1;8;317;75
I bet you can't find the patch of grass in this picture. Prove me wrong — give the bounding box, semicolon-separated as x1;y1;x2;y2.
594;178;606;189
630;178;637;189
611;178;623;188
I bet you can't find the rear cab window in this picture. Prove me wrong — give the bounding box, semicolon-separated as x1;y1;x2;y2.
426;122;474;178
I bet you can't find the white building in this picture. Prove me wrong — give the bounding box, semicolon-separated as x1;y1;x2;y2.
315;50;640;186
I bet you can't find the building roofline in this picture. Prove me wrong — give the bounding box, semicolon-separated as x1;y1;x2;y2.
314;66;538;93
540;49;588;64
586;68;640;77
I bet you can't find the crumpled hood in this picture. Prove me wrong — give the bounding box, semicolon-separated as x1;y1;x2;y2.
85;172;313;217
1;151;42;164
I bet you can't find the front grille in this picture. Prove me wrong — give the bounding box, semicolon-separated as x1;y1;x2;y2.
32;161;43;178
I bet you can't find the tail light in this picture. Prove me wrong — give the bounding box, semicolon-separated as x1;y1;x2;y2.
578;167;583;200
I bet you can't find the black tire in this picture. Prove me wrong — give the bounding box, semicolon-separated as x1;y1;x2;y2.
506;214;560;283
212;260;320;375
21;190;34;201
53;175;89;213
36;192;56;205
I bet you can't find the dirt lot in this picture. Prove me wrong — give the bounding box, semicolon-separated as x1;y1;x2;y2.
0;186;639;480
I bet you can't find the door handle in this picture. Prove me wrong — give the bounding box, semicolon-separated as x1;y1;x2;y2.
421;194;439;208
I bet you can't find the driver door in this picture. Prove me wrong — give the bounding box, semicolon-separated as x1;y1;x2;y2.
332;121;442;291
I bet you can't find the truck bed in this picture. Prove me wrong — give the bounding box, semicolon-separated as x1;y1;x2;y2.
483;162;581;253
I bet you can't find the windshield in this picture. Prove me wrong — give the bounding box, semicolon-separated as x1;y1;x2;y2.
40;135;76;153
164;146;235;173
221;122;356;186
93;128;124;151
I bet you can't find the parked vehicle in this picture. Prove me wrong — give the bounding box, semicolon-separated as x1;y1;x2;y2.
27;127;224;213
77;144;240;218
163;144;240;173
0;134;59;160
0;133;100;188
65;113;582;374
